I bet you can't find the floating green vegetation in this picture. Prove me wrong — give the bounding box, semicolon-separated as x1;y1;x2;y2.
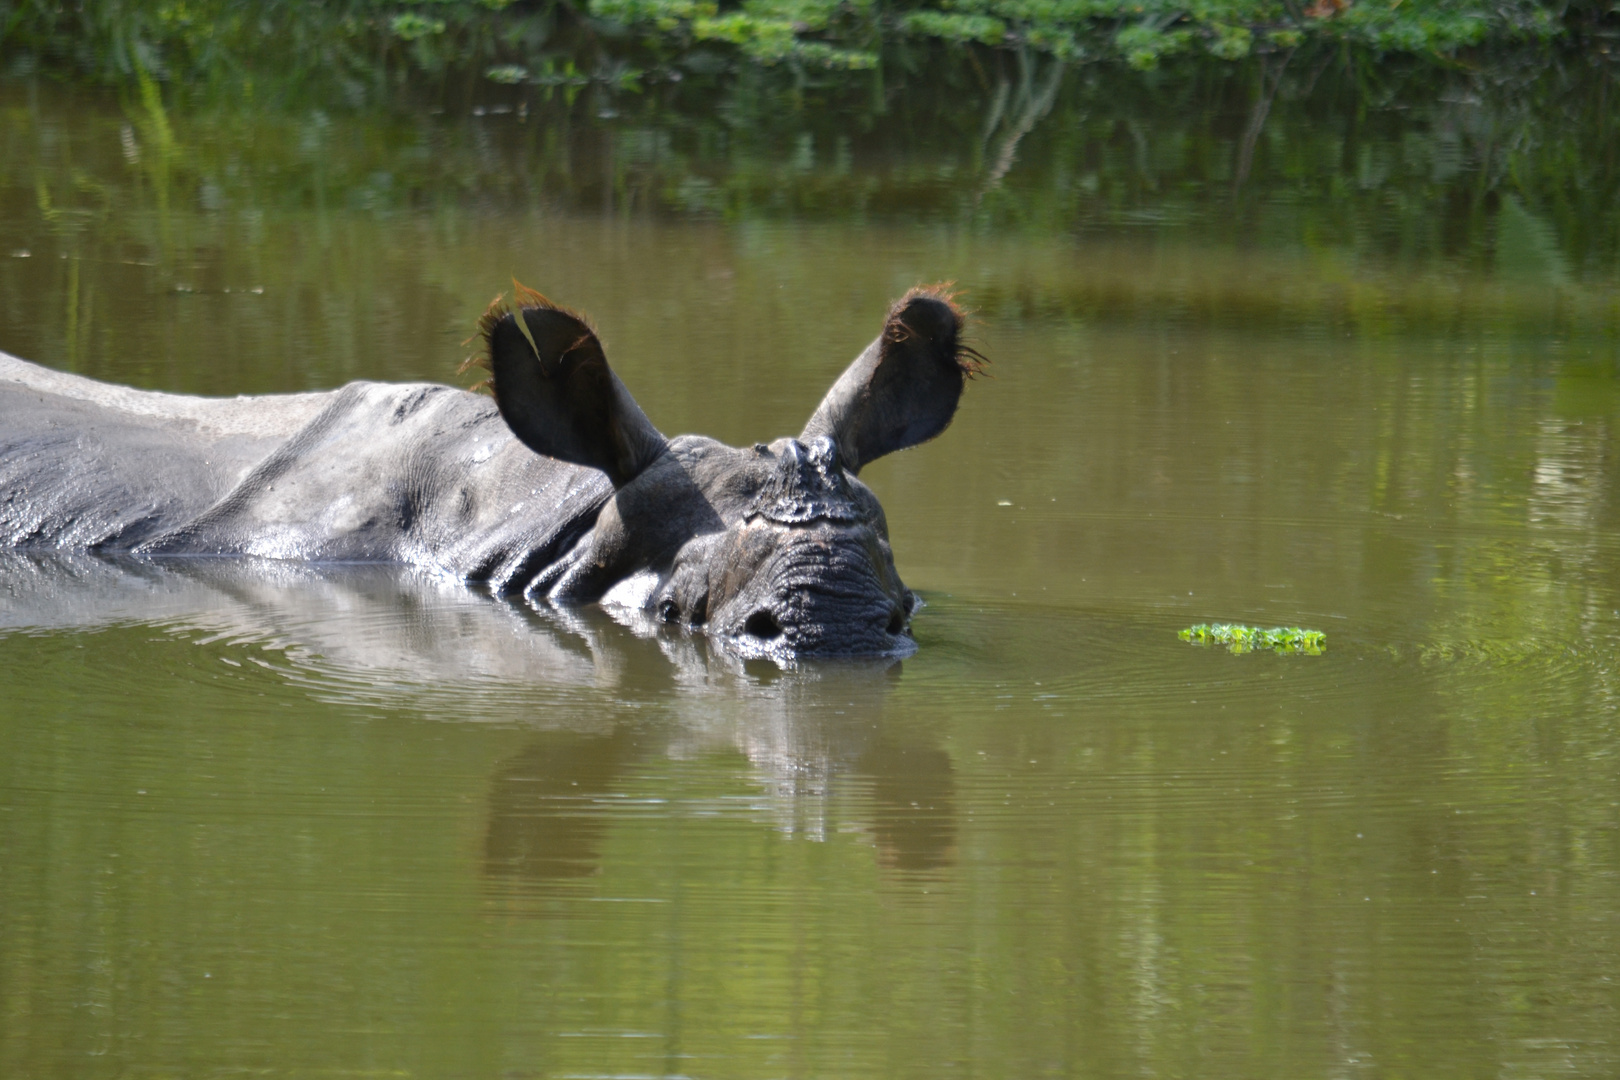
1180;624;1327;654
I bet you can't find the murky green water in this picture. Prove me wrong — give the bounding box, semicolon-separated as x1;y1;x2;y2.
3;70;1620;1078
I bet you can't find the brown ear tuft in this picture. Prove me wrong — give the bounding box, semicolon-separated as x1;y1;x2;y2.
470;292;509;347
893;281;965;315
887;282;989;380
456;293;513;389
461;285;598;392
511;278;553;310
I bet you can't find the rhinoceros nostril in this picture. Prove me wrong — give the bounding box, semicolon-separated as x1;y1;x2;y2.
744;609;783;640
886;608;905;635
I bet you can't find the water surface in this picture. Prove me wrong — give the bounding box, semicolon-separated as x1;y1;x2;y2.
2;71;1619;1079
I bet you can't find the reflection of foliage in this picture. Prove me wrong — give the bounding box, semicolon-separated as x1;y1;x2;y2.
4;40;1615;325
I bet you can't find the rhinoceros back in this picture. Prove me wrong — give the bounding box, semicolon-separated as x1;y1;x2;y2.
1;352;327;550
0;353;610;590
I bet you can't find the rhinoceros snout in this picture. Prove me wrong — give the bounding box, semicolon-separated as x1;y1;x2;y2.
737;598;906;651
732;606;910;659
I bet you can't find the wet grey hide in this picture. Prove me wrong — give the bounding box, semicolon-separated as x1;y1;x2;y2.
0;286;983;657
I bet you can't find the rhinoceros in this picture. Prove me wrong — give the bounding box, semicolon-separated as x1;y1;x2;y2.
0;286;984;657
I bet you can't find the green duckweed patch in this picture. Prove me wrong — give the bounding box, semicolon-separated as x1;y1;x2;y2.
1180;624;1327;655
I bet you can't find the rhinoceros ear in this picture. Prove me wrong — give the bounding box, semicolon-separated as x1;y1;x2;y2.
800;287;986;474
479;293;666;488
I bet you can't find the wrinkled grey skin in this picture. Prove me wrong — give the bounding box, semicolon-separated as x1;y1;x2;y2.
0;289;976;658
558;432;908;657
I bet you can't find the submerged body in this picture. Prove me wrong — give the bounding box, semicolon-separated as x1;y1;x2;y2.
0;287;980;657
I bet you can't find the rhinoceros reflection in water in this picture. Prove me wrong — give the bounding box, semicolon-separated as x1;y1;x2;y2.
482;725;959;896
0;286;983;658
0;551;959;880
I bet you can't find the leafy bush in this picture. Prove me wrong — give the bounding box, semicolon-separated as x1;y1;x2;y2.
0;0;1589;90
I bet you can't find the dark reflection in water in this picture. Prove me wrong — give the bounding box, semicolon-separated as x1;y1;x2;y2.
484;730;641;888
858;738;957;874
1;550;961;890
481;713;961;896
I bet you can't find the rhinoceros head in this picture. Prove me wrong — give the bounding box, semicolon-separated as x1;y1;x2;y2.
478;286;984;658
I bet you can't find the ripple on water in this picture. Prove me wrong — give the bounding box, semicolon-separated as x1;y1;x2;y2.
3;555;1617;732
901;595;1366;713
898;593;1620;723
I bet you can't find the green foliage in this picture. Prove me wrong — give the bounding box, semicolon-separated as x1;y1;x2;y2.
901;11;1007;45
1116;22;1196;67
592;0;880;68
1206;22;1252;59
593;0;719;30
919;0;1560;64
1180;624;1328;654
390;13;448;40
0;0;1594;90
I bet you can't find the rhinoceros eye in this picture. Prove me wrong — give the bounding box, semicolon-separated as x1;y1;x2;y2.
658;598;680;624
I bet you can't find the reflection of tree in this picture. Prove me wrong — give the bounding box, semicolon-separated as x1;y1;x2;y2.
978;50;1066;194
1231;47;1291;190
